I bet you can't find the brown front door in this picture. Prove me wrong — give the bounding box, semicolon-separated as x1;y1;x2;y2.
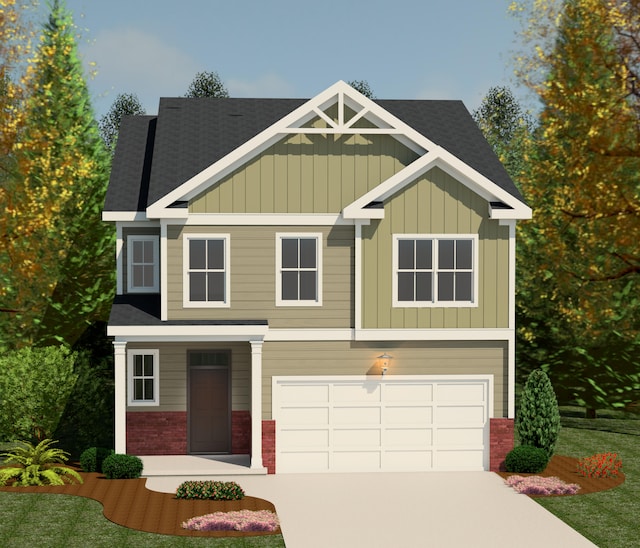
188;351;230;453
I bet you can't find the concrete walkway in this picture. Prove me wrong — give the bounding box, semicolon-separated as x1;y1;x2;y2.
145;471;597;548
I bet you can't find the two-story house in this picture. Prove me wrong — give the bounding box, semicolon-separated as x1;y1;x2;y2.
103;81;531;474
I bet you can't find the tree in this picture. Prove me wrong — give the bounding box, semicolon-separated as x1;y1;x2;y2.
100;92;145;154
0;0;113;348
184;70;229;98
512;0;640;416
347;79;375;98
472;86;533;189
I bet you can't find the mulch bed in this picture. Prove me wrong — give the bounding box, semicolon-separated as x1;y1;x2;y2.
0;467;281;538
495;454;626;497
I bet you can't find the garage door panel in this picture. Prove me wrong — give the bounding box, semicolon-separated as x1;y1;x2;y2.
386;428;432;447
279;406;329;425
436;427;484;446
333;383;381;402
435;450;484;470
279;428;329;448
385;451;433;470
281;384;329;403
437;383;485;402
436;405;485;424
334;428;381;447
385;406;433;425
279;451;329;472
333;406;381;425
385;383;433;402
333;451;381;471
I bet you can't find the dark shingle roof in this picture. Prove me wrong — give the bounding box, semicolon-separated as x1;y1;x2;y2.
104;96;524;212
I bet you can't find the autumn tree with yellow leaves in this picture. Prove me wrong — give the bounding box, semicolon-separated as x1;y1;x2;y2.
0;0;113;349
511;0;640;416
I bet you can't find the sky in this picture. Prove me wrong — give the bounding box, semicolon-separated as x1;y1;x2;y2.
54;0;531;119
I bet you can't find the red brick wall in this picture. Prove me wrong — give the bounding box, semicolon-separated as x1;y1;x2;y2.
490;418;514;472
126;411;187;455
231;410;251;454
262;420;276;474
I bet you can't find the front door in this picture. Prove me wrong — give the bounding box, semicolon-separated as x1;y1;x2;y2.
188;351;230;453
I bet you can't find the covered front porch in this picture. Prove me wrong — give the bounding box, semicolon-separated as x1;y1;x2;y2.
140;454;266;477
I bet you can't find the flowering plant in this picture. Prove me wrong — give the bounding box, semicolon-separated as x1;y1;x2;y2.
175;480;245;500
181;510;279;532
505;475;580;495
577;452;622;478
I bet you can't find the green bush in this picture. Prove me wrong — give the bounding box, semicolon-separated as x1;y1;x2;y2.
175;480;245;500
79;447;114;473
505;445;550;473
516;369;561;457
101;453;143;479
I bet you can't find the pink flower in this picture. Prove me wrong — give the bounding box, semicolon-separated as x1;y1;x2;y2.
181;510;280;532
506;475;580;495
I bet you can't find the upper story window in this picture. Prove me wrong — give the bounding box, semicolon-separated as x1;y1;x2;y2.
127;235;159;293
276;233;322;306
183;234;230;307
128;349;159;406
393;235;478;307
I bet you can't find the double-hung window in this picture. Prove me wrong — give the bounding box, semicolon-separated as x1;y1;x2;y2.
184;234;230;307
127;235;159;293
276;233;322;306
128;350;159;406
393;234;477;307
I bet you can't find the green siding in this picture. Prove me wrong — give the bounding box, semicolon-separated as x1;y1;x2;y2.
262;340;508;419
189;134;419;214
362;167;510;329
167;225;354;327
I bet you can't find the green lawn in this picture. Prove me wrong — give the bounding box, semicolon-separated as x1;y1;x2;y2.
535;410;640;548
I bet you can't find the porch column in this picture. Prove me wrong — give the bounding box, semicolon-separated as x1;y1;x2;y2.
113;341;127;453
250;340;264;469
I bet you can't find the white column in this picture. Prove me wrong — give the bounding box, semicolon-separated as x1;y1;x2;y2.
503;219;517;419
113;340;127;453
250;340;264;469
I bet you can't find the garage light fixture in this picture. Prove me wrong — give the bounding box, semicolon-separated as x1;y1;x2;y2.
378;353;392;376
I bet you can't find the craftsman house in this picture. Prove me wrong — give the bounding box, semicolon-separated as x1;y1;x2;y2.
103;81;531;474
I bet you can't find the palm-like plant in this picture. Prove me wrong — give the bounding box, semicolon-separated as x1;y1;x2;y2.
0;439;83;486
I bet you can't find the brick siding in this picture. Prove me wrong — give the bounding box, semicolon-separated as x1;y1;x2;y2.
262;420;276;474
490;418;514;472
231;410;251;454
126;411;187;455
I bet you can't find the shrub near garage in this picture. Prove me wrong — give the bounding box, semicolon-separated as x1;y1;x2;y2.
505;445;549;473
101;454;143;479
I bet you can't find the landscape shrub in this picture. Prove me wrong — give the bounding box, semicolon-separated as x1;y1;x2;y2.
176;480;245;500
505;475;580;495
181;510;279;532
577;452;623;478
505;445;549;473
79;446;114;473
516;369;561;457
101;453;143;479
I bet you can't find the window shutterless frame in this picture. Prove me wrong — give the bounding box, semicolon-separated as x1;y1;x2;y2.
392;234;479;308
275;232;323;306
183;234;231;307
127;349;160;406
127;235;160;293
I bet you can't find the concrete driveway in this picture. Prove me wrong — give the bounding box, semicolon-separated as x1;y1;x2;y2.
146;472;596;548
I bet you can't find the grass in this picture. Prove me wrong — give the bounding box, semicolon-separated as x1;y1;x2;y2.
534;408;640;548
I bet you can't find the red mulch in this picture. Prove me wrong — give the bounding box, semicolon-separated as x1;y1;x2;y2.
0;467;281;538
495;454;626;497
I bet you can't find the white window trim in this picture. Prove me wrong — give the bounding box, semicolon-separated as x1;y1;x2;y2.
126;235;160;293
127;349;160;406
183;233;231;308
275;232;323;307
392;234;479;308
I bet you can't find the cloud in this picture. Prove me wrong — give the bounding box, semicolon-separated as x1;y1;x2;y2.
227;73;296;98
83;27;200;114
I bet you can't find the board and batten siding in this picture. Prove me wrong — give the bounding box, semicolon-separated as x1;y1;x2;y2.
261;340;508;419
121;226;160;294
362;166;510;329
189;133;418;214
167;225;354;327
125;342;250;413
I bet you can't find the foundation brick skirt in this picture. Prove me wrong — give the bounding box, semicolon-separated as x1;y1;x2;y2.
126;411;187;455
490;418;514;472
262;420;276;474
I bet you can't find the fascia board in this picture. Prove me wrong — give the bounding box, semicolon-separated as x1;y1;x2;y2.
108;324;269;339
103;211;148;222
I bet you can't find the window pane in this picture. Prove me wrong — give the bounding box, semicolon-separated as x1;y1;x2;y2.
207;272;225;301
455;272;472;301
398;240;414;270
189;240;206;270
282;239;298;268
143;265;154;287
416;272;433;301
456;240;472;270
415;240;433;269
189;272;207;301
299;271;317;300
439;240;455;270
207;239;225;270
143;240;154;263
144;379;154;400
397;272;415;301
134;355;143;377
143;355;153;377
133;240;143;263
134;379;143;400
191;351;229;366
132;265;144;287
299;238;316;269
282;271;299;300
438;272;454;301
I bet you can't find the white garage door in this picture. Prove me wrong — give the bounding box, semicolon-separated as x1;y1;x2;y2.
273;375;493;473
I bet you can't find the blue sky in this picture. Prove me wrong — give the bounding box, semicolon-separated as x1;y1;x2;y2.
58;0;530;119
